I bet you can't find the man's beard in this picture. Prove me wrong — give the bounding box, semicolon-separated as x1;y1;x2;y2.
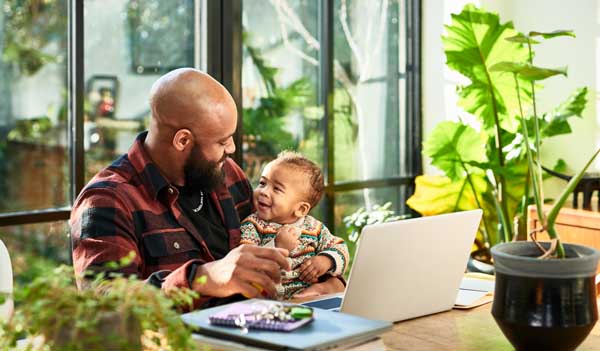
183;144;226;193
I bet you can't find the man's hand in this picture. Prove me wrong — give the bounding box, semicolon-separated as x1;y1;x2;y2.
192;245;290;298
298;255;333;283
274;225;301;251
293;276;345;299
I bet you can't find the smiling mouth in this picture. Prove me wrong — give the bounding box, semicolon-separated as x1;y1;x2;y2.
257;201;271;209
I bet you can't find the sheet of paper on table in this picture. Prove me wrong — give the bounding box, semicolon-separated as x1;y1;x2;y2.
454;274;495;309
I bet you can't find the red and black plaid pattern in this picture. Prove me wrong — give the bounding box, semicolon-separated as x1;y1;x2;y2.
70;132;253;306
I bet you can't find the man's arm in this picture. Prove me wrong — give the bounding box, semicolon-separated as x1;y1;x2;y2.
70;188;201;295
191;245;291;299
71;189;291;308
71;188;141;278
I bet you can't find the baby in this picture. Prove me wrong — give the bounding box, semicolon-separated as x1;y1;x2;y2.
240;151;349;299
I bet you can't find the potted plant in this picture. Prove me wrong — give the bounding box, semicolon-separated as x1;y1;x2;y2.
406;5;588;265
487;27;600;351
0;253;199;351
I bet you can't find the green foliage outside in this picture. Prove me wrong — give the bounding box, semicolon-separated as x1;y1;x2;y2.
342;202;403;243
2;0;66;76
406;5;589;259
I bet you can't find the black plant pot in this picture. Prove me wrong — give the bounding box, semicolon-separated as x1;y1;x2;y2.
491;242;600;351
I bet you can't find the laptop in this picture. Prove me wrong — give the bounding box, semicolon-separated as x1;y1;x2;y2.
302;209;482;322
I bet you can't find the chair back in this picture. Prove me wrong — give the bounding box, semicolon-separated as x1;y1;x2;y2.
0;239;13;321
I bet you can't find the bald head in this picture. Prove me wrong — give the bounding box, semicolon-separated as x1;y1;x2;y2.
148;68;236;137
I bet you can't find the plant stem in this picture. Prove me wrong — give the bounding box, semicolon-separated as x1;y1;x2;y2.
460;163;494;246
514;74;545;225
481;53;512;240
546;226;566;258
527;41;545;214
546;147;600;258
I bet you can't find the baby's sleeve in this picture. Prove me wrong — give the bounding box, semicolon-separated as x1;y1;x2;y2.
240;219;261;246
316;224;349;276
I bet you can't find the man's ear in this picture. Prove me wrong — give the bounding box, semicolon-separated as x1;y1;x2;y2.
294;202;311;218
172;129;193;152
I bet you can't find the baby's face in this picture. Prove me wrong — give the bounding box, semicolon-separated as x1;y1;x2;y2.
253;162;310;224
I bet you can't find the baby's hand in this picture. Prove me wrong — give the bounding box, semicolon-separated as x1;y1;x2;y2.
275;225;301;251
298;255;333;283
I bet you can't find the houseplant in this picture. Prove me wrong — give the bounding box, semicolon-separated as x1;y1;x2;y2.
406;4;589;263
487;27;600;351
0;253;200;351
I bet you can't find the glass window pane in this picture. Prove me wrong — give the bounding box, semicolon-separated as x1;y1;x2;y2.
333;0;405;181
0;221;69;287
84;0;202;181
242;1;322;184
0;1;69;213
334;186;410;273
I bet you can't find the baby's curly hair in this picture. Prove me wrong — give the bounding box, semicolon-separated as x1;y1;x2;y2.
275;151;324;208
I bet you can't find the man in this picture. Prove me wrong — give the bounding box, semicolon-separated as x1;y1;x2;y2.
70;68;343;308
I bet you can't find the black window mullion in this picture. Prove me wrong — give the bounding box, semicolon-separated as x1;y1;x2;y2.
404;0;422;214
319;0;335;229
69;0;85;204
405;0;422;178
0;209;70;227
207;0;243;166
330;176;416;193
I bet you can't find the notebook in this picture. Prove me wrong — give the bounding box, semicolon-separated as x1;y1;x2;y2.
208;300;313;332
181;298;392;351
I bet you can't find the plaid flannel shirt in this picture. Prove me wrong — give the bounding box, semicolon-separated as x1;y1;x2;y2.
70;132;253;308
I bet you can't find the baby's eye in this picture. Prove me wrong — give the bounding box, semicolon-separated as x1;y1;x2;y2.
274;187;283;193
258;180;266;187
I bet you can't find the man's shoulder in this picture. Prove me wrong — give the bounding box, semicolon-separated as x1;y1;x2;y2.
84;155;135;191
74;155;142;206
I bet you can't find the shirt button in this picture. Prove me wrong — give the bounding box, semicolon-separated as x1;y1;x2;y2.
173;242;180;250
168;187;174;194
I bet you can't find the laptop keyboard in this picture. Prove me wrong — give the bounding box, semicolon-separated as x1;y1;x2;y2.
301;297;343;311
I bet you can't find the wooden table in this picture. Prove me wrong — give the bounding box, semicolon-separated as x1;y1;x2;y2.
193;297;600;350
381;302;600;351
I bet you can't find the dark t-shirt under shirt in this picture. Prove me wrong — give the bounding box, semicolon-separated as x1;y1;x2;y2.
176;186;230;260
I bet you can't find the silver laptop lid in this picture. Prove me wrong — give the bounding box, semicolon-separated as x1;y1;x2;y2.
341;209;482;322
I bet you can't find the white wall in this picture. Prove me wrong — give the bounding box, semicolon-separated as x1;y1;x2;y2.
423;0;600;198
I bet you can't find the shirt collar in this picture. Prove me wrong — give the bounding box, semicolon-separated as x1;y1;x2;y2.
127;131;172;200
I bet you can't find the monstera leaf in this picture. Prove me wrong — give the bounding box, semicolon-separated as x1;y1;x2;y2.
407;174;498;245
424;121;487;181
490;62;567;81
541;87;588;137
407;175;488;216
443;4;531;133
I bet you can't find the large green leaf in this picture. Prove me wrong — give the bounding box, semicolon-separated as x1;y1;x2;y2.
505;30;574;44
424;121;487;181
529;30;575;39
490;62;567;81
541;87;588;137
406;175;488;216
407;174;501;245
443;4;531;133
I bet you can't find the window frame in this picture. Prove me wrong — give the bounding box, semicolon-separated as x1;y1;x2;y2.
0;0;421;231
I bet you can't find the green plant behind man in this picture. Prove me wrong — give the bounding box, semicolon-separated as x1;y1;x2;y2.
406;5;588;257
